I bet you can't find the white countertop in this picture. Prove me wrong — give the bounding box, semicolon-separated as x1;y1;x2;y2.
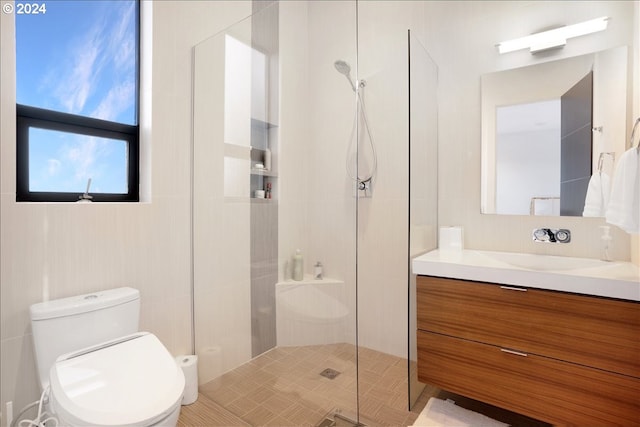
412;249;640;302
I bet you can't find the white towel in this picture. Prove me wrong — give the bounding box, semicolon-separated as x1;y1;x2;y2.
411;398;509;427
583;172;611;217
605;148;639;234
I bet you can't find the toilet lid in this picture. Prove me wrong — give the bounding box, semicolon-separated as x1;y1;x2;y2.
49;332;185;427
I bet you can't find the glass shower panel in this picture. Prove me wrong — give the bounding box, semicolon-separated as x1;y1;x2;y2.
408;30;439;410
193;14;256;387
193;2;360;425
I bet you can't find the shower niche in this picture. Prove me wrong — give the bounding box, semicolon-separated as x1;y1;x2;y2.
249;119;278;201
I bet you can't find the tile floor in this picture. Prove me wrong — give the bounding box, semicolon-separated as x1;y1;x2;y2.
178;343;549;426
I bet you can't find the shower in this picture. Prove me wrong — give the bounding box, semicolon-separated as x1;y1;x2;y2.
189;1;442;423
334;59;378;190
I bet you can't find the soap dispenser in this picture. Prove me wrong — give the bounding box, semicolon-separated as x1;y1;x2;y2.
599;225;613;262
292;249;304;281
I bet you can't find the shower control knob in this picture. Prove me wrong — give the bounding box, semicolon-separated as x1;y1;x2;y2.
556;229;571;243
533;229;548;240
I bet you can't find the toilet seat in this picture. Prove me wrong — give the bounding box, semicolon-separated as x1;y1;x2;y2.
49;332;185;427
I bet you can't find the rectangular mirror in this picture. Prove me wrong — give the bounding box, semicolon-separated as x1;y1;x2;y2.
481;46;628;216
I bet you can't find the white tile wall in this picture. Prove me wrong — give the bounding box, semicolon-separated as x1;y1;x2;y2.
290;1;429;359
277;0;312;284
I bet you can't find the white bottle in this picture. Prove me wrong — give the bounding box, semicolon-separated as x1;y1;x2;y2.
264;148;272;171
292;249;303;281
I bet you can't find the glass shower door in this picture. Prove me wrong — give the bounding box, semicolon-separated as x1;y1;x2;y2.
408;29;439;410
192;2;360;425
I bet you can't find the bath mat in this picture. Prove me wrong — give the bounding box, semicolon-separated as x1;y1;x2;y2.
411;398;509;427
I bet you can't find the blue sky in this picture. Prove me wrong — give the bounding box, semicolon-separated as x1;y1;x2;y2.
16;0;137;193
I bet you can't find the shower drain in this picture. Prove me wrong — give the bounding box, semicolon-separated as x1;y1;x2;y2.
319;368;341;379
316;409;366;427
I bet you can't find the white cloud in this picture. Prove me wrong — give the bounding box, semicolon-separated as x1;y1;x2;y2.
109;2;136;71
66;137;96;180
54;24;104;114
50;1;136;120
91;80;135;122
47;159;61;176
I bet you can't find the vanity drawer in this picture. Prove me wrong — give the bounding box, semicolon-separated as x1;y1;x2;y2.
416;276;640;377
417;330;640;426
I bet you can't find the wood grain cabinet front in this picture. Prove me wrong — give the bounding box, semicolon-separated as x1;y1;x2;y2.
416;276;640;426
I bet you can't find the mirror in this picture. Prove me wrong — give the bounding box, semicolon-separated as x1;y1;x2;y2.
481;46;628;216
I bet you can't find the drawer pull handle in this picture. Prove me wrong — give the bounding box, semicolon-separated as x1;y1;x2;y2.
500;348;528;357
500;286;527;292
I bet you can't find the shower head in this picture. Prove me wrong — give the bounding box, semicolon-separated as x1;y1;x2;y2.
334;59;356;92
334;60;351;76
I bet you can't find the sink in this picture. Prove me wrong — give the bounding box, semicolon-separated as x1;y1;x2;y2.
479;251;610;271
412;249;640;301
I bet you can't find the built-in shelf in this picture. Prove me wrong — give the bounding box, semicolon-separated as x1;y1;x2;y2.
251;168;277;177
223;196;276;203
276;275;343;287
249;118;277;200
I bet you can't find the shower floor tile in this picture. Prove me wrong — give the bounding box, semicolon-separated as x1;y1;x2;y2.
179;343;550;426
190;343;417;426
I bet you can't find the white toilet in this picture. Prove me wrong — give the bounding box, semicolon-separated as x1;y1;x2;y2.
30;287;185;427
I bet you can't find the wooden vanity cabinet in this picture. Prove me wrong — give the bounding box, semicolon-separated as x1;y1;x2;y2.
416;276;640;426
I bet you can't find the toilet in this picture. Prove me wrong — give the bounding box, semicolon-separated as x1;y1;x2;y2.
29;287;185;427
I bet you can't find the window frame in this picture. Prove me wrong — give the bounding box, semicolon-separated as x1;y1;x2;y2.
16;105;140;202
15;1;140;203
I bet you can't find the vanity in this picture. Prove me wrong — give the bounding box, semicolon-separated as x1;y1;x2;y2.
413;250;640;426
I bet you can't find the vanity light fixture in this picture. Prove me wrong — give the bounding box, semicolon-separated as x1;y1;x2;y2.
497;16;609;54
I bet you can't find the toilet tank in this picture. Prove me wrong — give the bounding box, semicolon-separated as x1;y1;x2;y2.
30;287;140;390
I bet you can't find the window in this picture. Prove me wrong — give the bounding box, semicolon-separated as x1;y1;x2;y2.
16;0;140;202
